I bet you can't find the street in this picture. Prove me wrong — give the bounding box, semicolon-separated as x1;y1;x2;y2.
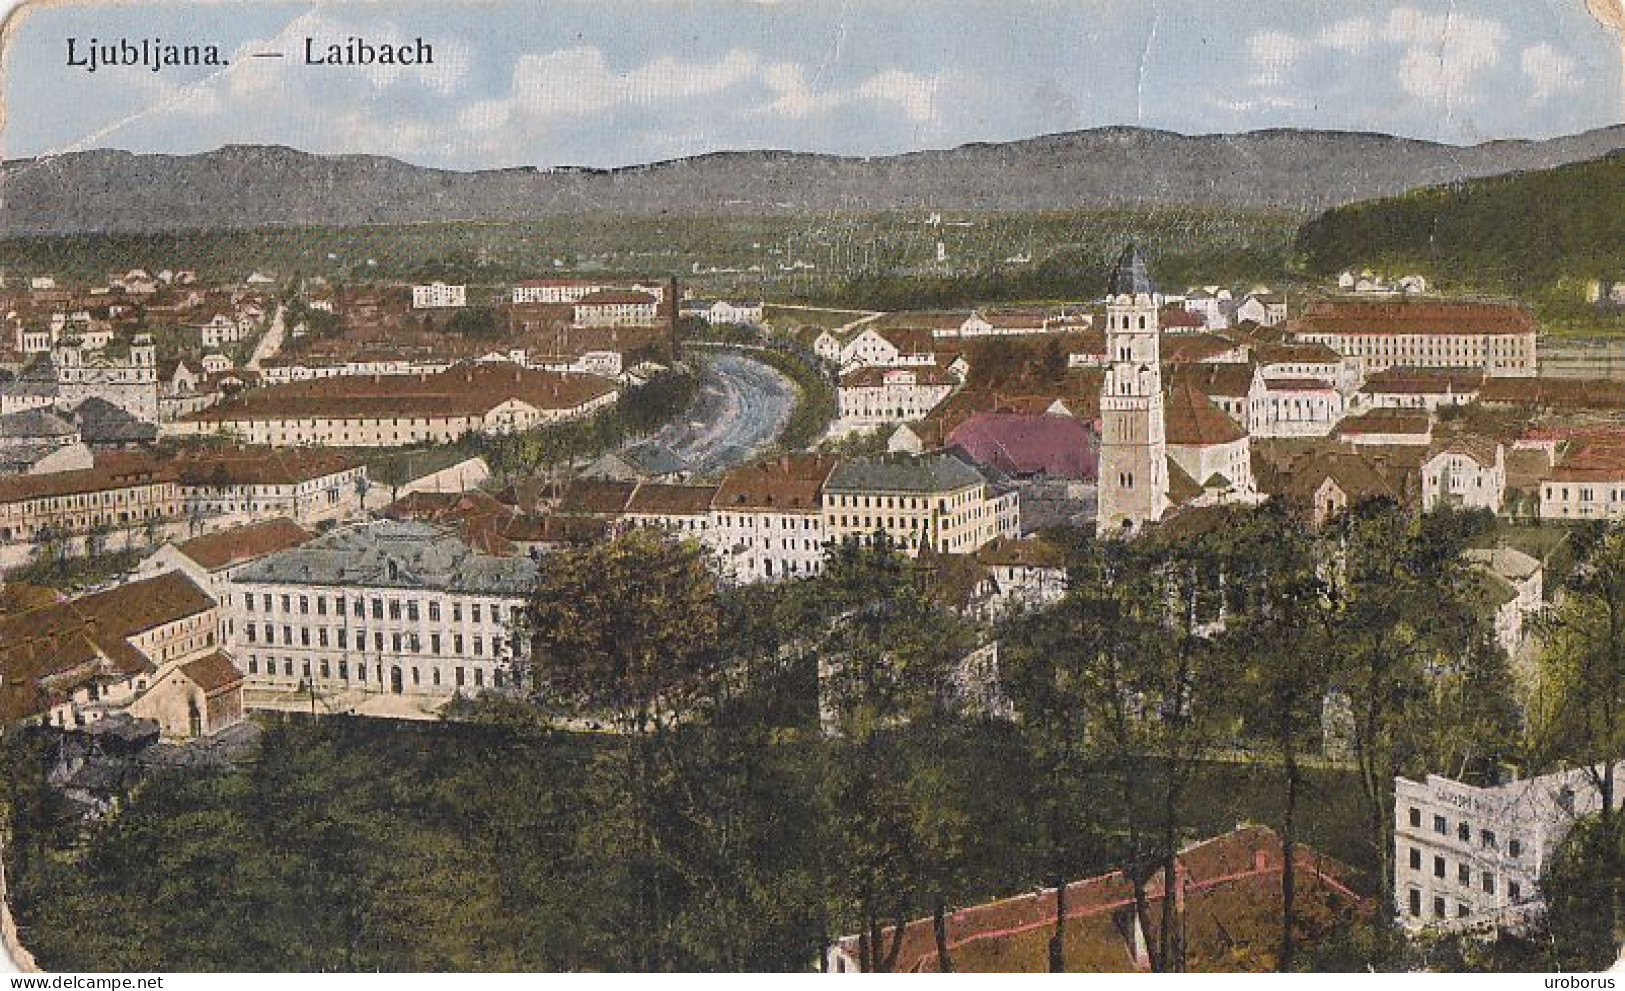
625;352;796;476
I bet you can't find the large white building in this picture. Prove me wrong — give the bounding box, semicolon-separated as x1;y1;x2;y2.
1293;299;1538;378
708;454;838;583
226;520;537;698
836;366;957;429
574;290;659;328
172;363;617;447
1395;766;1625;933
412;282;467;309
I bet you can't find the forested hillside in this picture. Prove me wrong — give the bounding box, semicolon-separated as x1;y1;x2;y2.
1296;153;1625;299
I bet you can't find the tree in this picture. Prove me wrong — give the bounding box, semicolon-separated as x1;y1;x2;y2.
523;529;725;968
1542;813;1625;971
1323;503;1508;941
1533;526;1625;813
812;535;971;972
1001;534;1125;972
1222;506;1334;971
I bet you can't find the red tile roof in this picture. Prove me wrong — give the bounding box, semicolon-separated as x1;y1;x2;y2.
946;412;1096;481
185;363;616;422
175;518;315;571
714;453;838;512
1165;382;1246;446
840;366;959;388
1294;299;1535;337
179;651;245;695
835;826;1366;973
624;482;719;516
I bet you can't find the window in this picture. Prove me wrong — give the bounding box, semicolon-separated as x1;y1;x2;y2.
1433;856;1445;878
1509;881;1521;902
1481;830;1497;850
1434;815;1447;835
1433;896;1445;919
1509;839;1522;858
1408;889;1422;917
1409;848;1421;870
1409;807;1421;828
1457;823;1470;842
429;601;441;622
1458;864;1470;885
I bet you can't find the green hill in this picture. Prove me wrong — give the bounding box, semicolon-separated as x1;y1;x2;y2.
1295;153;1625;327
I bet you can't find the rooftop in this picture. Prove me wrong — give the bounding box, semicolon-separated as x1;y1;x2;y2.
825;452;987;494
173;518;315;572
230;519;538;596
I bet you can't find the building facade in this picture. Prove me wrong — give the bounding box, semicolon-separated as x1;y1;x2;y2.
225;520;538;699
1395;766;1625;933
822;453;1017;556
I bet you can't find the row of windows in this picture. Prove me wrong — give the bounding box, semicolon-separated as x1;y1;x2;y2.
246;653;493;689
1407;847;1514;897
243;623;508;657
241;590;509;626
1409;807;1523;857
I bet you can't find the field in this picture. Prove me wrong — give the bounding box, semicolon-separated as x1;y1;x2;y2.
0;208;1302;309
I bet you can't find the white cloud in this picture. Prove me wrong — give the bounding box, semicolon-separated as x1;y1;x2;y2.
1316;17;1375;54
1521;42;1582;101
856;70;942;123
1382;7;1506;105
1247;30;1307;87
467;46;763;127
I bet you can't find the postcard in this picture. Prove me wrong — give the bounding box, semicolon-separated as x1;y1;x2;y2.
1;0;1624;977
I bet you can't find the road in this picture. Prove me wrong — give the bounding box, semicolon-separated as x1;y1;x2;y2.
624;352;796;476
245;303;286;370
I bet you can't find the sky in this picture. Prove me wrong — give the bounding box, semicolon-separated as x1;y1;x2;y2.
1;0;1622;170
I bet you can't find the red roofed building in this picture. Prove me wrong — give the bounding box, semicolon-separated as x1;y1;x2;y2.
946;412;1098;482
827;826;1368;973
0;571;240;738
1291;299;1537;378
1540;436;1625;520
175;362;618;447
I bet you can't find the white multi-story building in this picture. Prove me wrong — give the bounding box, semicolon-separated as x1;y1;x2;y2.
836;366;957;429
1538;440;1625;521
1421;438;1506;514
412;282;467;309
1395;766;1625;933
1248;377;1344;438
226;519;537;698
574;290;659;328
709;455;838;583
171;363;617;447
173;449;369;530
1293;299;1538;378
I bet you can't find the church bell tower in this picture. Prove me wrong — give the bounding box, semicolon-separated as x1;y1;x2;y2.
1096;245;1169;535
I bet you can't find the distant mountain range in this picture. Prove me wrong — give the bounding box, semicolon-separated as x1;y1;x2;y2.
5;125;1625;235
